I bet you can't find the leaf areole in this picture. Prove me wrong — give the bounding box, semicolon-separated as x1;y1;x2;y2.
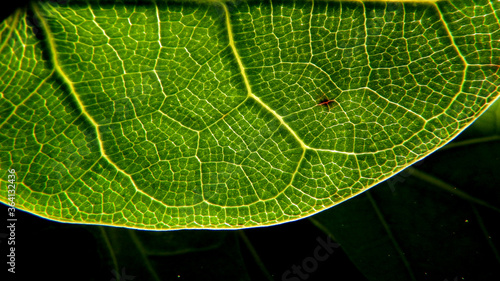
0;0;499;230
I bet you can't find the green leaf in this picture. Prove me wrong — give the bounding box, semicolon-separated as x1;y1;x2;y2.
0;0;499;230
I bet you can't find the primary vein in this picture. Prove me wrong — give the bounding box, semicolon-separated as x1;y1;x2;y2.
31;3;139;189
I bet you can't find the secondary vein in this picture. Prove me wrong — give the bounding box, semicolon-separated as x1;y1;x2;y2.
221;2;310;151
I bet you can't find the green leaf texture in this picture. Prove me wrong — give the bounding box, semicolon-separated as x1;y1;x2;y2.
0;0;499;230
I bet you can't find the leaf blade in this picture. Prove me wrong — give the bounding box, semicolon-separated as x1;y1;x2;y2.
1;0;499;230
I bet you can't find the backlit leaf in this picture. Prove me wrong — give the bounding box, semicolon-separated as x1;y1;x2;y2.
0;0;499;230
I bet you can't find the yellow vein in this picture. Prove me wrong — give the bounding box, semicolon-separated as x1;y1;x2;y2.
433;2;468;103
308;0;314;62
434;1;470;64
221;3;310;151
155;3;163;48
220;2;313;205
31;3;140;189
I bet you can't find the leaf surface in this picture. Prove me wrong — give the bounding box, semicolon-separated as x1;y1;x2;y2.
0;0;499;230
